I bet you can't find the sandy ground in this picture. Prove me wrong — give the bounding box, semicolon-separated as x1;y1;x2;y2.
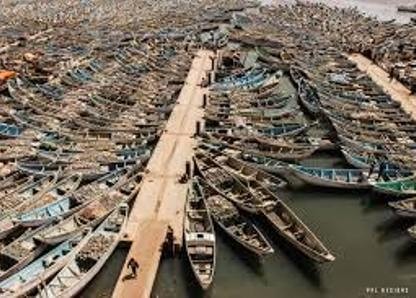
349;53;416;120
112;50;213;298
263;0;415;23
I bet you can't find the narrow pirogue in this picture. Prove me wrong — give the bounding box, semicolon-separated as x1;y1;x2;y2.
36;204;129;297
0;231;87;297
222;158;335;262
261;202;335;263
388;197;416;218
33;168;142;245
372;176;416;198
184;178;216;290
199;178;274;257
194;151;275;213
0;225;49;282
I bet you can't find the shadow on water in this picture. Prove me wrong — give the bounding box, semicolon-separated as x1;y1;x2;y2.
288;186;365;201
215;224;265;276
256;218;324;291
180;251;213;298
375;216;414;243
395;241;416;266
359;195;389;214
80;246;130;298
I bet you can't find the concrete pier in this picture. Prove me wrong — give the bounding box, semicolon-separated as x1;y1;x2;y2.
112;50;213;298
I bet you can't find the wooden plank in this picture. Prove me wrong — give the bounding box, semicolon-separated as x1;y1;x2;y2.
113;220;168;298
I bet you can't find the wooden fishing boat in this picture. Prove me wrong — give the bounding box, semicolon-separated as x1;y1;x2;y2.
340;146;379;169
184;178;216;290
239;152;289;176
0;225;49;282
0;174;82;239
288;166;372;189
203;132;318;161
34;169;142;245
194;152;274;213
17;158;146;181
262;201;335;263
252;122;310;138
0;232;87;297
13;174;89;227
200;179;274;257
372;176;416;198
296;78;321;116
37;204;129;298
198;145;286;190
388;197;416;218
0;123;22;138
0;175;58;215
290;67;320;116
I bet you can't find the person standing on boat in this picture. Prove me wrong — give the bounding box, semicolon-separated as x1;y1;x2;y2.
368;160;376;179
127;257;140;278
377;160;387;182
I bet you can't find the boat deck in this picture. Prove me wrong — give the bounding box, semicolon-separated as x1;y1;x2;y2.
112;50;213;298
348;53;416;121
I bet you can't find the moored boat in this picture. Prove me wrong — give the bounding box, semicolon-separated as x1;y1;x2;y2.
184;178;215;290
388;197;416;218
33;168;142;245
372;176;416;198
13;174;83;227
0;231;88;297
288;165;372;189
0;225;50;282
37;204;129;298
261;201;335;263
200;179;274;257
194;151;274;213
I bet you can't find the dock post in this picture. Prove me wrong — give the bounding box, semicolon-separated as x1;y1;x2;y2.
202;94;207;108
195;121;201;136
186;161;191;178
210;56;215;70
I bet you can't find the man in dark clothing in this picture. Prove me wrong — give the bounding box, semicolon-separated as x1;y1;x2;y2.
389;67;395;82
368;161;376;179
127;257;139;278
377;160;387;182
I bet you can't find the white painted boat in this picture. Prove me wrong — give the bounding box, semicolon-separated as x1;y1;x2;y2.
184;178;215;290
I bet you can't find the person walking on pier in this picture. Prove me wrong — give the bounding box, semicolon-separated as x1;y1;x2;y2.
127;257;140;278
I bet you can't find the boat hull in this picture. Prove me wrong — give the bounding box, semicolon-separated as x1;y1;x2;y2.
289;167;370;190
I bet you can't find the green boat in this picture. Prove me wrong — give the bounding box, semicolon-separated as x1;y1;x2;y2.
372;176;416;198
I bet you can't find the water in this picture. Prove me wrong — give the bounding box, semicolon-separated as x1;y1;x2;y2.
151;153;416;298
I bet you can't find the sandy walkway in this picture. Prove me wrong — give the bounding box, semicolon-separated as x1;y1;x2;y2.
112;50;213;298
348;53;416;120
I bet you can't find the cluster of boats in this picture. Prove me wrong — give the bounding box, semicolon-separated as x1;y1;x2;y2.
254;2;416;93
183;10;416;284
0;0;265;296
1;0;416;295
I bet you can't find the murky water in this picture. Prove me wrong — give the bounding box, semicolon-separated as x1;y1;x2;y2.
81;1;416;298
150;152;416;298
